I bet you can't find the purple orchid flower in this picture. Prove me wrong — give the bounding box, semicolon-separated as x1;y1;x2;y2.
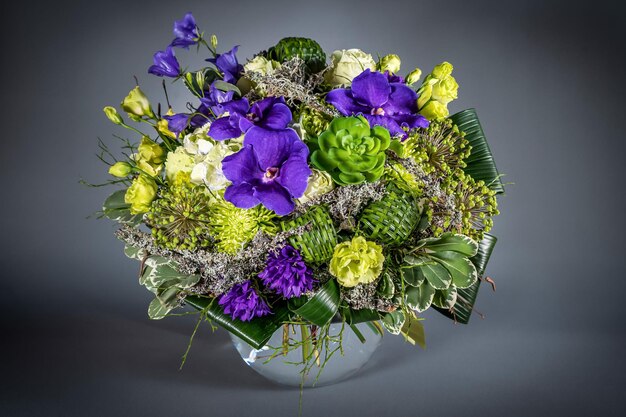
208;96;292;141
206;46;243;84
218;281;271;322
163;113;189;136
170;12;200;49
148;46;181;78
221;128;311;215
326;69;428;138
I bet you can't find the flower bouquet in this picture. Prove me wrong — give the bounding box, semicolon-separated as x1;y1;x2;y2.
95;12;504;386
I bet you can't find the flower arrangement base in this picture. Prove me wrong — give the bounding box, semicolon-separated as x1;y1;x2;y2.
230;322;382;387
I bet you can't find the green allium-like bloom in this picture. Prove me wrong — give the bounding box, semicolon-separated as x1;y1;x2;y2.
309;116;390;185
146;181;212;251
329;236;385;288
208;197;278;254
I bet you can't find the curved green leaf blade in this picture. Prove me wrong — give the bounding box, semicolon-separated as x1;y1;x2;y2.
450;109;505;194
291;279;340;326
342;307;380;324
186;296;290;350
422;233;478;257
471;233;498;277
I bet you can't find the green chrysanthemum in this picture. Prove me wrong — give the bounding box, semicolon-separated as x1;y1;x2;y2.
309;116;390;185
208;198;278;254
146;181;212;251
299;106;332;139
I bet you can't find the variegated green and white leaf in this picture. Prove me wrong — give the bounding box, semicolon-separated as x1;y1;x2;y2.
381;310;406;335
432;286;458;309
400;265;426;287
430;251;478;289
405;282;436;312
419;262;452;290
421;233;478;257
148;297;172;320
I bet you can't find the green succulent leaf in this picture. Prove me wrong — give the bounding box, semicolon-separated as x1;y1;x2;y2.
405;282;436;312
186;296;291;350
450;109;505;194
290;279;340;326
381;310;406;335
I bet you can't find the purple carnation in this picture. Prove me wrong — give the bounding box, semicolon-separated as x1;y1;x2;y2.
218;281;272;322
259;245;315;299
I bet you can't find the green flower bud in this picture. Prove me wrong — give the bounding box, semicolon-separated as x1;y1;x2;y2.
379;54;401;74
125;175;157;214
121;86;155;119
108;161;132;178
210;34;218;51
405;68;422;85
329;236;384;288
310;116;390;185
103;106;123;125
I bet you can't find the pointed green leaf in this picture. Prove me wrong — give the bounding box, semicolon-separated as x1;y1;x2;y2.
450;109;504;194
186;296;291;350
211;80;241;96
291;279;340;326
342;307;380;324
405;282;436;312
430;252;478;289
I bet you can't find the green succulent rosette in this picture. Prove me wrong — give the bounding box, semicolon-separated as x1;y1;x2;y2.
309;116;390;186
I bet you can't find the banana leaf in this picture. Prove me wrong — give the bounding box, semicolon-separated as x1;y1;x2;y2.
434;234;497;324
185;296;291;349
450;109;505;194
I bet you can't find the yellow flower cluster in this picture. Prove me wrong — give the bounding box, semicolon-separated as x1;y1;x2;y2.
417;62;459;120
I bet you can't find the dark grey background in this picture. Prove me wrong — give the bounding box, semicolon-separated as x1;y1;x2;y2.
1;0;624;416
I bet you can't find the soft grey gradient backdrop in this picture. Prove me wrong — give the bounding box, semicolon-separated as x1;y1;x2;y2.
1;0;624;416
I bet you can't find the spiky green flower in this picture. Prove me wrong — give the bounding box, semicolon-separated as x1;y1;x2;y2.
403;119;470;176
146;181;212;251
299;106;332;139
208;198;278;254
444;171;499;240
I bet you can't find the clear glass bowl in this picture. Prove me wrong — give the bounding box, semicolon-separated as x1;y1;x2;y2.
230;322;382;387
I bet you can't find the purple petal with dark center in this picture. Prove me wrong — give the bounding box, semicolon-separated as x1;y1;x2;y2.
224;182;260;209
221;145;263;183
208;117;241;141
220;97;249;115
207;45;243;83
253;182;295;216
326;89;369;116
350;69;391;108
383;83;419;115
244;127;300;169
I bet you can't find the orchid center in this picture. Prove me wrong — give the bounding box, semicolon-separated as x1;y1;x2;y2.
371;107;385;116
264;166;280;181
246;112;260;122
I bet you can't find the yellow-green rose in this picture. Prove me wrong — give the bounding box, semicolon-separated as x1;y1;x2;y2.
419;100;449;120
324;49;376;87
298;169;334;204
125;175;157;214
108;161;132;178
244;55;280;76
417;62;459;120
378;54;401;74
121;86;155;119
329;236;385;288
165;147;195;183
134;137;165;177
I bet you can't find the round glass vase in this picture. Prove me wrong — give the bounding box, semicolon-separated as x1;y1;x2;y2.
230;321;382;387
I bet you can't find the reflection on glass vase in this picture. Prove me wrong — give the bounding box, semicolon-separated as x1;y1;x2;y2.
230;321;382;387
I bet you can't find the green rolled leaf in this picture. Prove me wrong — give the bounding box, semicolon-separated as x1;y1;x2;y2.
450;109;505;194
186;296;291;350
377;269;396;299
291;279;340;326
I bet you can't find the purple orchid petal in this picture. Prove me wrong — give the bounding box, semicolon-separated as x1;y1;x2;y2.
393;113;430;130
222;145;263;183
277;155;311;198
221;97;249;115
245;127;301;169
384;71;405;83
163;113;189;136
351;69;391;108
170;12;199;49
208;117;242;141
363;114;405;137
259;102;293;130
224;183;260;209
326;89;369;116
253;182;295;216
382;83;419;115
148;46;181;78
